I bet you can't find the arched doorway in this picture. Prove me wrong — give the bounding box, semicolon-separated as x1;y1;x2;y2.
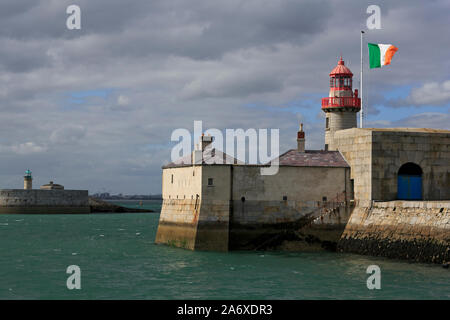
397;162;423;200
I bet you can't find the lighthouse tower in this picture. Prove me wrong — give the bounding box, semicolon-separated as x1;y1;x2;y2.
24;169;32;190
322;57;361;150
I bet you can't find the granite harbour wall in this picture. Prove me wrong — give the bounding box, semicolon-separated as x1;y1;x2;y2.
0;189;90;214
338;201;450;264
156;198;353;251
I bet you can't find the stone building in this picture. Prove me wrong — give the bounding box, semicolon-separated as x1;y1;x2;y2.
40;181;65;190
156;57;450;263
328;127;449;203
156;129;353;251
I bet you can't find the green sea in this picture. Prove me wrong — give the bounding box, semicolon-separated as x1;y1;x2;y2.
0;200;448;300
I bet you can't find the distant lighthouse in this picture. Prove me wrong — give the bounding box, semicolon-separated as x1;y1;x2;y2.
24;169;32;190
322;57;361;150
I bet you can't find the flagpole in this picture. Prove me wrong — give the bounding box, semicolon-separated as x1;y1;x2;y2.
360;30;364;128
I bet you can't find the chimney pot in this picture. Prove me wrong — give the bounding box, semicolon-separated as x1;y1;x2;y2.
297;123;305;152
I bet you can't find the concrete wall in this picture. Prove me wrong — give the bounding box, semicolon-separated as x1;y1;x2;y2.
156;164;353;251
0;189;89;214
202;165;232;201
161;166;202;200
155;197;230;251
232;166;350;202
328;128;372;202
156;165;231;251
155;199;200;250
198;165;232;251
338;200;450;264
371;130;450;201
157;167;203;249
230;165;351;232
229;165;352;249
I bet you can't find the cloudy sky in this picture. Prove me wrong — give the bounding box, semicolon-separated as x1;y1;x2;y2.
0;0;449;194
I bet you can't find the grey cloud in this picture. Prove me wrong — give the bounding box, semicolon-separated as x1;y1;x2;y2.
405;81;450;107
50;125;86;145
366;112;450;130
0;142;47;155
393;112;450;129
383;81;450;108
181;69;284;99
0;38;52;73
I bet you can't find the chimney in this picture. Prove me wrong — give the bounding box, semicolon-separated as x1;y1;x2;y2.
192;143;202;164
297;123;305;152
193;134;214;164
200;133;213;151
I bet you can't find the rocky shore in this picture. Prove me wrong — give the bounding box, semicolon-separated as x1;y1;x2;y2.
89;197;154;213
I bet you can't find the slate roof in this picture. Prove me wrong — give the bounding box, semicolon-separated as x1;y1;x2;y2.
162;148;243;168
276;149;349;168
163;148;349;169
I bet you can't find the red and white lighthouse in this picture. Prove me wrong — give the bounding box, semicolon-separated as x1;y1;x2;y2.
322;57;361;150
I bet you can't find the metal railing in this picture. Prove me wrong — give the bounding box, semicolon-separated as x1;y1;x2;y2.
321;97;361;108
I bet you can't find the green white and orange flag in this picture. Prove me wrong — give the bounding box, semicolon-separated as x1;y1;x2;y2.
368;43;398;68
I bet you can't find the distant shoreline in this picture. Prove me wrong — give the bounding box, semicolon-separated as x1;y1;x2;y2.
91;195;162;201
89;197;155;213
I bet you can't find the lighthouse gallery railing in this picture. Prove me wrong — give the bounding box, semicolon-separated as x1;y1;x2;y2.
321;97;361;108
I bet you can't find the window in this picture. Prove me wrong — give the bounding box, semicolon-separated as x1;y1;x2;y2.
350;179;354;200
195;194;199;210
283;196;287;201
326;117;329;129
241;197;245;202
346;77;352;87
171;174;173;184
322;196;327;202
208;178;214;186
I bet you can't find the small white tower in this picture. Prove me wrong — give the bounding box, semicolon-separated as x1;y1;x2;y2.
24;169;32;190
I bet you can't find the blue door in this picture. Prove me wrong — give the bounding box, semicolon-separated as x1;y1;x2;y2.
398;175;422;200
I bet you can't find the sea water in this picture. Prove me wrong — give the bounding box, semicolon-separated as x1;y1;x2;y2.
0;200;448;300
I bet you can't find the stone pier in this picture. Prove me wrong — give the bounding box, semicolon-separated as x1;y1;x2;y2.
338;201;450;264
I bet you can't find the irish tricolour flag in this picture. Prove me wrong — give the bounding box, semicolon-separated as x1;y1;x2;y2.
368;43;398;68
